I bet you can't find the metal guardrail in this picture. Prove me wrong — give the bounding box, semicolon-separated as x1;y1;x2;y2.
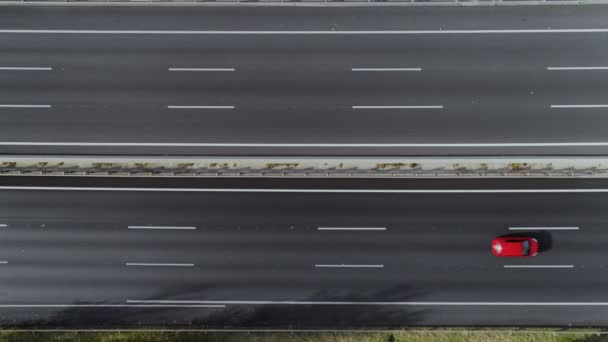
2;156;607;178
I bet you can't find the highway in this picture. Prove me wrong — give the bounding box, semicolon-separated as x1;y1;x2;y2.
0;178;608;327
2;6;608;156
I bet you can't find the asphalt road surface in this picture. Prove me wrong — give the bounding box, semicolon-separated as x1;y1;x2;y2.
2;5;608;156
1;178;608;328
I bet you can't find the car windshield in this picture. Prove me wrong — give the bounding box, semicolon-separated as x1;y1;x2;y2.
522;240;530;255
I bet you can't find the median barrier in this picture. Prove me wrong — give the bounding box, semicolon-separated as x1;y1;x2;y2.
1;156;606;177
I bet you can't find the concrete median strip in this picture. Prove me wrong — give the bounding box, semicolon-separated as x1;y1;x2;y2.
2;156;608;178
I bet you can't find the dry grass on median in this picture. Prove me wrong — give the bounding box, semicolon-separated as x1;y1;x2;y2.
0;331;605;342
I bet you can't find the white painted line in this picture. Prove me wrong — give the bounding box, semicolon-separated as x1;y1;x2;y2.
128;225;196;230
317;227;387;231
167;105;235;109
0;304;225;308
0;67;52;71
0;104;51;108
352;105;443;109
509;227;579;231
352;68;421;72
0;261;8;264
551;105;608;108
315;264;384;268
127;299;608;306
125;263;194;267
169;68;235;72
547;67;608;70
3;29;608;35
2;186;608;194
1;142;608;148
551;104;608;108
0;224;7;228
504;265;574;269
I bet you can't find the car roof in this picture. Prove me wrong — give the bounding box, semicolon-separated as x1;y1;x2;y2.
500;239;525;255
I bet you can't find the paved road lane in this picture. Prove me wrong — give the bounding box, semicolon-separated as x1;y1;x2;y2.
0;179;607;327
1;6;608;155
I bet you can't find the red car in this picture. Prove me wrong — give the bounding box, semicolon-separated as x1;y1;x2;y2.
492;237;539;257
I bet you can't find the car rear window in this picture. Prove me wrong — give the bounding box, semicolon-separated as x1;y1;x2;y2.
522;240;530;255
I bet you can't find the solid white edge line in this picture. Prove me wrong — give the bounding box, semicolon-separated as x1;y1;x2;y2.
551;105;608;108
315;264;384;268
0;67;52;71
168;68;235;72
125;263;194;267
503;265;574;268
2;187;608;193
0;224;7;227
508;227;579;231
547;67;608;70
3;29;608;34
3;142;608;147
351;68;422;71
0;105;51;108
0;261;8;264
352;105;443;109
127;299;608;306
0;304;225;308
128;226;197;230
317;227;387;231
167;105;235;109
